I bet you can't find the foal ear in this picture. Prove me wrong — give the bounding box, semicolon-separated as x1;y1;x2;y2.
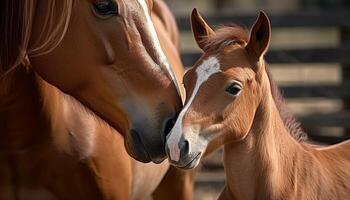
246;11;271;61
191;8;215;51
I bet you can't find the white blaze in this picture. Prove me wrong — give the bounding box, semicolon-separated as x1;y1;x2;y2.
137;0;180;94
166;57;221;161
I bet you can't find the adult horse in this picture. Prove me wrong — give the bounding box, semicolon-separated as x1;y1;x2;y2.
166;9;350;200
0;0;193;199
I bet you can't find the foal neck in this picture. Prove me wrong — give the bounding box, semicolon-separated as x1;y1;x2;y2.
223;72;302;200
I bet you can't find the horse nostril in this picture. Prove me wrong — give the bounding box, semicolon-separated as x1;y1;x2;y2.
179;139;190;155
163;117;176;142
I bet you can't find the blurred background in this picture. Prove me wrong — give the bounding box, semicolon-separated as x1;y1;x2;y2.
163;0;350;199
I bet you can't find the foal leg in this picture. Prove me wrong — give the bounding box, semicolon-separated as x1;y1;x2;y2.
152;166;196;200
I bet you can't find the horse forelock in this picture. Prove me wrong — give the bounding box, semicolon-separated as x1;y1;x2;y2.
201;25;249;52
0;0;73;77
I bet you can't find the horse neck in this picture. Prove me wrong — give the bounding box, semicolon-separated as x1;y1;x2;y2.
36;70;100;160
0;64;52;152
0;63;99;159
223;72;302;200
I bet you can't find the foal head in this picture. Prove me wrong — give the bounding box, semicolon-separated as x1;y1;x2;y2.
0;0;182;163
166;9;271;168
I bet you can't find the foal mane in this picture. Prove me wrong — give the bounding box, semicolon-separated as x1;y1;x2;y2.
0;0;73;77
202;25;307;142
266;69;307;142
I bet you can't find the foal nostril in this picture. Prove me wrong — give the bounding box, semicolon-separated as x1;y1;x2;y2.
179;139;190;155
163;117;176;142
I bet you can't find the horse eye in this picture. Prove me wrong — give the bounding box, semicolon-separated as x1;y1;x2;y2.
225;83;242;96
93;0;118;16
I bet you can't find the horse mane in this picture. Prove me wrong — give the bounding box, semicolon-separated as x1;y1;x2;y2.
202;25;307;142
266;69;307;142
0;0;73;77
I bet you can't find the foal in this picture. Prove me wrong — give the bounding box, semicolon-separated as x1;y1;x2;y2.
166;9;350;200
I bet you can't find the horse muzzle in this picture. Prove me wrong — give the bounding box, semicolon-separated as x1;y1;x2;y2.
165;136;203;169
125;114;177;163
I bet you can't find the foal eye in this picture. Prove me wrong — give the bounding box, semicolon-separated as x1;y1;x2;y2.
225;83;242;96
93;0;118;16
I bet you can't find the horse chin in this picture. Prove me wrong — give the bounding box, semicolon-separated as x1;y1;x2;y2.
125;130;151;163
184;158;201;169
170;152;202;169
125;130;167;163
149;155;166;164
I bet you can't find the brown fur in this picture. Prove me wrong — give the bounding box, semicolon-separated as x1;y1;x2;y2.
168;9;350;200
0;0;194;199
200;25;306;142
202;26;248;52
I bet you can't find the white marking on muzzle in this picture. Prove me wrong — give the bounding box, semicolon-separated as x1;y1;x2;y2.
166;57;221;162
137;0;180;95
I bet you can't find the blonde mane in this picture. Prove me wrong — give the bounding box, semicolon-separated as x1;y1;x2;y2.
0;0;73;77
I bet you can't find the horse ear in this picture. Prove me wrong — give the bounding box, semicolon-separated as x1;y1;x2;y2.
191;8;215;51
246;11;271;62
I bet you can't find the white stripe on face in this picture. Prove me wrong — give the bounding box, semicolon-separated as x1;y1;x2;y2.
166;57;221;162
137;0;180;95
